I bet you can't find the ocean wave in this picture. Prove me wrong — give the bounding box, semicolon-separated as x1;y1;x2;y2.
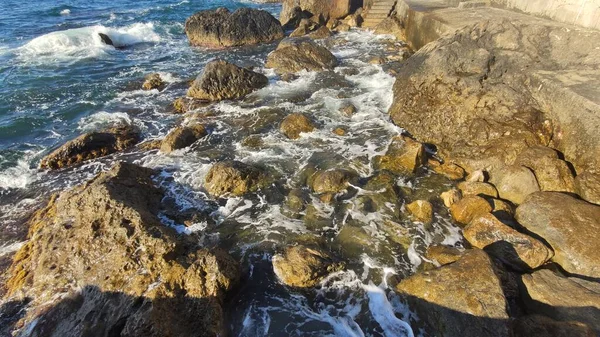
17;23;161;62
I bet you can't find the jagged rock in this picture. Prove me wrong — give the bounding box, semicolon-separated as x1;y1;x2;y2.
450;195;492;225
514;146;576;193
520;269;600;335
187;60;268;101
308;25;332;39
141;73;165;90
575;170;600;205
171;96;207;114
457;181;499;198
280;0;357;27
160;124;207;153
441;189;462;208
512;315;596;337
374;17;405;40
4;162;240;337
280;113;315;139
39;125;139;170
491;165;540;205
185;7;283;48
374;135;425;175
272;245;345;287
310;169;356;194
396;249;509;337
266;38;338;75
406;200;433;224
429;159;465;180
204;160;268;197
516;192;600;278
463;213;553;270
280;6;312;29
425;245;464;266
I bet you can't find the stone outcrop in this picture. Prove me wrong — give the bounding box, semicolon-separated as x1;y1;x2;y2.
396;249;509;337
4;162;240;337
160;124;207;153
266;38;338;75
520;269;600;335
513;146;577;194
187;60;268;101
272;245;345;287
141;73;165;91
40;125;139;170
204;160;268;197
185;7;283;48
463;213;553;270
280;0;360;27
515;192;600;279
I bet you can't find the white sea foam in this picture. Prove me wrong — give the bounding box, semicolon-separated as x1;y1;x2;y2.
60;9;71;15
77;111;137;132
18;23;160;62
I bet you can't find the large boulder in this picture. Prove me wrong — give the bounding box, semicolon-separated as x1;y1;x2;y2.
280;0;359;26
160;124;207;153
310;169;356;194
204;160;268;197
40;125;139;170
513;146;577;194
575;170;600;205
187;60;268;101
463;213;553;270
185;7;284;48
266;38;338;75
272;245;345;287
515;192;600;278
491;165;540;205
520;269;600;335
373;135;426;175
396;249;510;337
449;195;492;226
3;162;240;337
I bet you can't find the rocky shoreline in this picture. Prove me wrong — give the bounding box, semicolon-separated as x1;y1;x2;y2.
2;0;600;336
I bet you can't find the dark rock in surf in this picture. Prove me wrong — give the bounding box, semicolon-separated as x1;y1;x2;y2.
204;160;269;197
272;245;345;288
185;7;284;48
160;124;207;153
265;37;338;75
98;32;114;46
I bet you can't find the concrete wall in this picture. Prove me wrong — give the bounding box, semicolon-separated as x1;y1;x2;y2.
489;0;600;29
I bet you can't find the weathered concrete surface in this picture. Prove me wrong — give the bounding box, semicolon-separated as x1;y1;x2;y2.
490;0;600;30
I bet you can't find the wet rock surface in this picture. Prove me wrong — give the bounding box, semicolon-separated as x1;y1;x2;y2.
279;112;315;139
160;123;207;153
272;245;345;288
266;37;338;75
204;160;269;197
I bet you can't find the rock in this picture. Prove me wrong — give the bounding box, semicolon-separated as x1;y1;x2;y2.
361;171;402;217
466;169;486;182
160;124;207;153
40;125;139;170
266;38;338;74
280;6;312;29
272;245;345;287
441;189;462;208
425;245;464;266
374;136;425;175
286;188;306;213
512;315;596;337
141;73;164;91
368;56;386;65
308;25;332;39
171;96;207;114
185;7;284;48
457;181;498;198
520;269;600;335
406;200;433;224
4;162;240;337
449;195;492;226
98;33;114;46
343;11;362;28
311;169;355;194
429;159;466;180
514;146;576;193
280;0;356;26
339;103;357;116
290;24;310;37
187;60;268;101
515;192;600;278
575;170;600;205
491;165;540;205
374;17;405;40
463;213;553;270
280;113;315;139
490;198;515;220
204;160;268;197
396;249;509;337
332;127;346;136
332;22;350;32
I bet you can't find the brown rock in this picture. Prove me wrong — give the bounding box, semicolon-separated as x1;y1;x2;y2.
311;169;355;194
425;245;464;266
430;159;466;180
490;198;515;219
368;56;386;65
272;245;345;287
457;181;499;198
450;195;492;225
374;17;405;40
280;0;355;26
185;7;284;48
406;200;433;224
332;127;346;136
339;103;357;116
332;23;350;32
308;25;332;39
463;213;553;270
520;269;600;335
491;165;540;205
516;192;600;278
204;160;268;197
266;37;338;75
396;249;509;337
466;169;486;182
160;124;207;153
171;96;207;114
576;170;600;205
514;146;577;193
141;73;165;90
374;136;425;175
512;315;596;337
187;60;268;101
280;113;315;139
40;125;139;170
4;162;240;337
441;189;462;207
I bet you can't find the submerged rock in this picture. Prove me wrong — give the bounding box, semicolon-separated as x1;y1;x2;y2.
280;113;315;139
204;160;268;197
4;162;241;337
187;60;268;101
520;269;600;335
516;192;600;278
171;96;208;114
273;245;345;288
463;213;553;270
160;124;207;153
396;249;509;337
98;32;114;46
141;73;165;91
185;7;283;48
310;169;356;194
266;37;338;75
374;135;425;175
39;125;139;170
